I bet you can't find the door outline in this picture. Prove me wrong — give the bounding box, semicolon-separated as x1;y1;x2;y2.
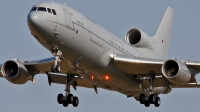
63;9;71;27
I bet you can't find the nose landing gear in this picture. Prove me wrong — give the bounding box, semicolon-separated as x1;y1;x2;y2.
51;48;62;73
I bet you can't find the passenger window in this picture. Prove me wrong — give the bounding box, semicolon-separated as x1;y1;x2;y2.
47;8;52;14
37;7;47;12
30;7;37;12
52;9;57;15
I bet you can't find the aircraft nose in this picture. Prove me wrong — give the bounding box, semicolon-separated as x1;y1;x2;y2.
27;12;43;31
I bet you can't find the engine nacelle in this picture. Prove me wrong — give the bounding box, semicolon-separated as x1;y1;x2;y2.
1;59;29;84
125;28;151;48
162;59;191;84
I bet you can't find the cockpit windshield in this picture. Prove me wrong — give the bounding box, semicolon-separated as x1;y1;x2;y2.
52;9;57;15
47;8;52;14
30;7;37;12
30;7;57;15
37;7;47;12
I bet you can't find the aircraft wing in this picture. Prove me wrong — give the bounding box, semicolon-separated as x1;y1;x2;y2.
112;54;200;88
46;73;93;88
142;77;200;88
25;57;77;74
113;54;200;75
0;57;93;88
113;54;164;75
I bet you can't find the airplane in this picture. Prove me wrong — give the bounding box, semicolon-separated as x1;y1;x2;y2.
1;1;200;108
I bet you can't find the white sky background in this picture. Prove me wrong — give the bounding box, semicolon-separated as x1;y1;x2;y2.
0;0;200;112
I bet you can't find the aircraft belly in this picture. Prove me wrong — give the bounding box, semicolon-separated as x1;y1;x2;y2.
75;61;142;94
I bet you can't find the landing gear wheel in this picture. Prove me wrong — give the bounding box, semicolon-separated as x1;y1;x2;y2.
149;94;155;104
139;94;145;104
154;97;161;107
51;65;60;73
51;65;55;72
57;94;63;104
144;100;150;107
55;65;60;73
63;100;68;107
67;94;73;104
72;96;79;107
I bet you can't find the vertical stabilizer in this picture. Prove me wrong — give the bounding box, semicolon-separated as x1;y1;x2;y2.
152;7;174;59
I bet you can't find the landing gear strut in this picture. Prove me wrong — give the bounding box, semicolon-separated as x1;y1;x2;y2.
51;48;62;73
57;74;79;107
139;72;161;107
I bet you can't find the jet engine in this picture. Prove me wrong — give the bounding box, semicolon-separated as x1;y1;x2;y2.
1;59;29;84
125;28;152;48
162;59;191;84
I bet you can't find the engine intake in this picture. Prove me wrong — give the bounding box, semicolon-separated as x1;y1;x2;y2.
1;59;29;84
125;28;151;48
162;59;191;84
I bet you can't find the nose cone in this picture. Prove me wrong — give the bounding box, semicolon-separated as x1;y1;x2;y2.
27;10;57;43
27;12;43;33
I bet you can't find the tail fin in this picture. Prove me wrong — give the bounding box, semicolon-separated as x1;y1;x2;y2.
152;7;174;59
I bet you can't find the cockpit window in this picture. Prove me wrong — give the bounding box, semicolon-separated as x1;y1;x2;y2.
30;7;56;16
52;9;57;15
30;7;37;12
37;7;47;12
47;8;52;14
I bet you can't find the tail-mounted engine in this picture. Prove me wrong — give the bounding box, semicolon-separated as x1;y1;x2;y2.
1;59;29;84
125;28;152;48
162;59;191;84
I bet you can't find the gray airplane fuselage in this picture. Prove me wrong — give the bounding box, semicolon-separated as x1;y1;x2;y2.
28;2;159;96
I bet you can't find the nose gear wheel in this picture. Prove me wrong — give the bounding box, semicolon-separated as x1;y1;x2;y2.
51;48;62;73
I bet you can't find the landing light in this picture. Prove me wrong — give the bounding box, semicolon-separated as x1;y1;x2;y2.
104;75;110;81
91;75;94;80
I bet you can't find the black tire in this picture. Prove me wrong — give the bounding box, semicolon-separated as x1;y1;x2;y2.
144;100;150;107
57;94;63;104
55;65;61;73
149;94;155;104
72;96;79;107
154;97;161;107
139;94;145;104
67;94;73;104
51;65;55;72
63;100;68;107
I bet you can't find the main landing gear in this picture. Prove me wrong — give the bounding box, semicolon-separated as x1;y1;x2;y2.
57;74;79;107
139;72;161;107
50;48;79;107
139;93;161;107
57;93;79;107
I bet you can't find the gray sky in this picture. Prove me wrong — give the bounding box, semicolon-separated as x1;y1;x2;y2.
0;0;200;112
